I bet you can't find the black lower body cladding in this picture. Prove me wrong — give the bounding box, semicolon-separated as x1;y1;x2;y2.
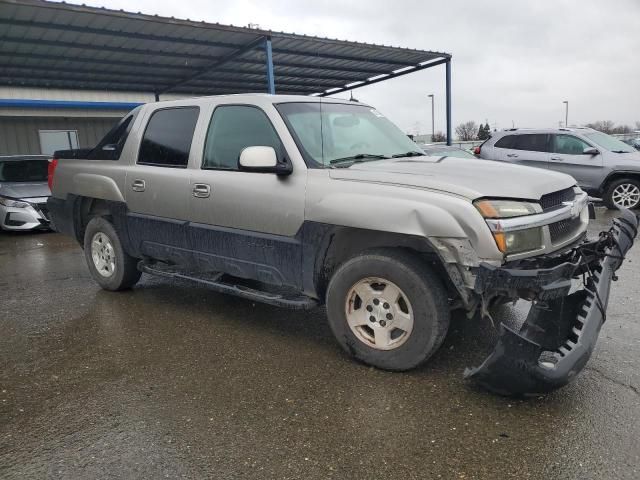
466;208;638;396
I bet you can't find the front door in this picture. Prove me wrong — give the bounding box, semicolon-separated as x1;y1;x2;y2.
188;104;306;287
548;134;604;191
124;106;200;264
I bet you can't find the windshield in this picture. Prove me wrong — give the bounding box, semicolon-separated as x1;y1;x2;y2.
583;131;635;153
0;160;49;183
276;102;422;167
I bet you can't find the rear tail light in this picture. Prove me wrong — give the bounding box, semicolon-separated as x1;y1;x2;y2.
48;158;58;190
473;146;481;155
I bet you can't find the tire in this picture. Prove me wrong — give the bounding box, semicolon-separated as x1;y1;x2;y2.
602;178;640;210
326;249;450;371
83;216;141;291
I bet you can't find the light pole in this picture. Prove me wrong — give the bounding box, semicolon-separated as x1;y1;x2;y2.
563;100;568;127
428;94;435;141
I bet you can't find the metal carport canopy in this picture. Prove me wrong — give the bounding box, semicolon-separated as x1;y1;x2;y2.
0;0;453;142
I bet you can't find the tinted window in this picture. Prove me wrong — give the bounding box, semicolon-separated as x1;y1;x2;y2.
138;107;199;167
553;134;592;155
203;105;283;170
514;134;549;152
494;135;516;149
89;107;140;160
0;160;48;182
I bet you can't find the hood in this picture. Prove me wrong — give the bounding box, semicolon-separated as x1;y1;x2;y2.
0;182;50;200
329;157;575;200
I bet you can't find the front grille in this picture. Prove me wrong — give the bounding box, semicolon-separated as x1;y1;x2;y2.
540;187;575;211
549;215;582;244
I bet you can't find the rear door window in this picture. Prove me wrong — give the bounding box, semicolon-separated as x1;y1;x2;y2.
514;134;550;152
494;135;516;149
138;107;200;167
553;134;592;155
202;105;283;170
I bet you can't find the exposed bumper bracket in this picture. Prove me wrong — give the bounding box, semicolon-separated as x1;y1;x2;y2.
465;209;638;396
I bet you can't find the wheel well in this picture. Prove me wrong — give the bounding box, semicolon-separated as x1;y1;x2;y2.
73;197;112;243
316;228;457;303
601;173;640;193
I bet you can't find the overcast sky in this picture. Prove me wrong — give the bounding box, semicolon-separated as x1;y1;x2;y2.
72;0;640;135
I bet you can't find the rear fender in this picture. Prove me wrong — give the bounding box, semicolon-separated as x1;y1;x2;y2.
72;173;125;203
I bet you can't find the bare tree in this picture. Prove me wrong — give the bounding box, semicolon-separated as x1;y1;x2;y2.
585;120;615;133
612;125;632;134
455;121;478;141
432;131;446;142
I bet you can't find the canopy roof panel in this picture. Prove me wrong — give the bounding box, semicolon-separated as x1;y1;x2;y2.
0;0;451;96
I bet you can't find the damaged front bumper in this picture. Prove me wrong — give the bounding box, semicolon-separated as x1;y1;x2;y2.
465;209;638;396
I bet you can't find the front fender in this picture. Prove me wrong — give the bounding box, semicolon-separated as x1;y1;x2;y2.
305;174;503;262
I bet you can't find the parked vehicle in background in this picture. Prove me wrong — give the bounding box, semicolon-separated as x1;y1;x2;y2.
0;155;51;231
621;138;640;151
477;128;640;209
47;95;637;396
418;144;476;159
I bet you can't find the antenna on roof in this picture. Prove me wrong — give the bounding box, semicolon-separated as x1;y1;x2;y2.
349;91;359;102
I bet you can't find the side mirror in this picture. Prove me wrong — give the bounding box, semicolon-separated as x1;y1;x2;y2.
583;147;599;155
101;144;118;151
238;146;292;175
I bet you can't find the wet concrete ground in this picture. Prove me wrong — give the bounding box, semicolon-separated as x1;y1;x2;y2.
1;208;639;479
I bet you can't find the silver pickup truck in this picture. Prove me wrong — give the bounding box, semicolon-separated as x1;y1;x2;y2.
47;94;637;395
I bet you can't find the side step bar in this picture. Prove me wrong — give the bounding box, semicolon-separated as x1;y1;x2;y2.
138;261;318;310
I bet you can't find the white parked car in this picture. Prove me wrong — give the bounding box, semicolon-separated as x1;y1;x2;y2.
0;155;51;231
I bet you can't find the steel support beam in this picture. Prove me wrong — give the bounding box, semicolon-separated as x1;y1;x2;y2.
445;58;452;146
265;37;275;94
318;57;449;96
157;35;267;95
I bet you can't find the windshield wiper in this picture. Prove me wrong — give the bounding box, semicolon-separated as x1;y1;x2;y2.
329;154;390;166
391;151;426;158
612;150;633;154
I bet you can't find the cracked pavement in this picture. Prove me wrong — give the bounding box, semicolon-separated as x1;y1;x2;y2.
1;208;638;479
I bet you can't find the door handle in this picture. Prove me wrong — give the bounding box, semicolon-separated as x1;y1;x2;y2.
192;183;211;198
506;153;519;158
550;156;563;161
131;179;146;192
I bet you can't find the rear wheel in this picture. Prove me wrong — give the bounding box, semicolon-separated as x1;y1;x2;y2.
603;178;640;210
83;217;141;291
326;249;450;371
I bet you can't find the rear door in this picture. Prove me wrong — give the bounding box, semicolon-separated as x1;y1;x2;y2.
489;133;518;162
125;106;200;264
507;134;551;170
549;134;604;190
187;104;306;287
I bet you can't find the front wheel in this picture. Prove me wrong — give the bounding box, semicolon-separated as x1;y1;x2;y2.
326;249;450;371
603;178;640;210
83;217;141;291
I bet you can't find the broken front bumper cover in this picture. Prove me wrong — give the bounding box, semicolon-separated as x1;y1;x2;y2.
465;209;638;396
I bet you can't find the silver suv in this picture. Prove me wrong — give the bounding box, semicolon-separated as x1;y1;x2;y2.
477;127;640;209
47;95;637;395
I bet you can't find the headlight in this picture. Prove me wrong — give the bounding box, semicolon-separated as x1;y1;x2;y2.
0;196;30;208
501;227;543;254
474;199;543;254
474;199;540;218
